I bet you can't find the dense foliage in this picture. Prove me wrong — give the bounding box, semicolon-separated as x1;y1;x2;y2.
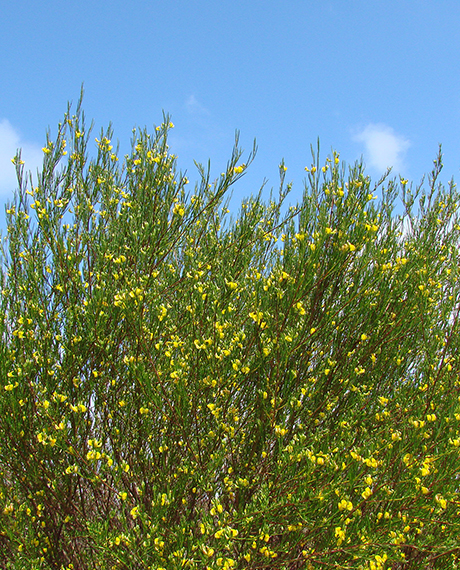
1;98;460;569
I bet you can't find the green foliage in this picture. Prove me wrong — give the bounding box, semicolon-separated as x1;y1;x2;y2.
1;96;460;569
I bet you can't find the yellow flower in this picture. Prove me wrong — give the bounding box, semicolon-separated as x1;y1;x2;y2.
338;499;353;511
70;403;87;413
335;526;345;545
201;545;214;557
435;494;447;509
172;203;185;216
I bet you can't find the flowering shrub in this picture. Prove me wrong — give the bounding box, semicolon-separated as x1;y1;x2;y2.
1;97;460;569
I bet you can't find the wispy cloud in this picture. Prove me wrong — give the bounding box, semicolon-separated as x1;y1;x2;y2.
185;95;210;117
352;123;410;173
0;119;42;196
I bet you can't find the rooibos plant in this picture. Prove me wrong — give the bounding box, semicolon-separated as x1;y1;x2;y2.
1;95;460;569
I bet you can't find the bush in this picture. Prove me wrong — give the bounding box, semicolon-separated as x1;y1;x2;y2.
1;96;460;569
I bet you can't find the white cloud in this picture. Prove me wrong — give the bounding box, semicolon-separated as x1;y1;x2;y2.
352;123;410;173
0;119;42;197
185;95;209;116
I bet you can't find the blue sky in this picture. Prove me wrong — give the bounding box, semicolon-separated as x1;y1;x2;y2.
1;0;460;219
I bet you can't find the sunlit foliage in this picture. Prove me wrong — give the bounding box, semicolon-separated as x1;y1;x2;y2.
1;95;460;569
